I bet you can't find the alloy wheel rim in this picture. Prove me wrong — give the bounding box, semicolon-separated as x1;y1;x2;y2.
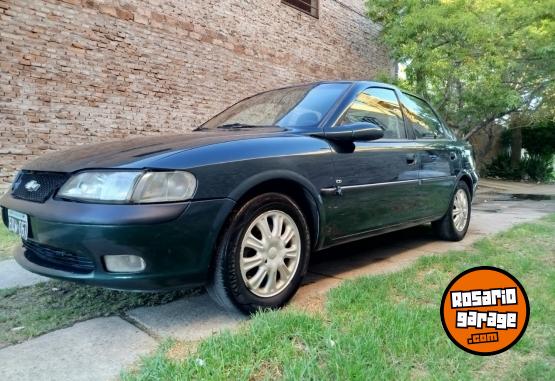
452;189;469;232
239;210;301;298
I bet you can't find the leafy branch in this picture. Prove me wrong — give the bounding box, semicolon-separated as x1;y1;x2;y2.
366;0;555;140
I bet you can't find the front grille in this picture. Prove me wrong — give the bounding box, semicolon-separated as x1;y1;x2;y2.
23;240;95;274
12;171;69;203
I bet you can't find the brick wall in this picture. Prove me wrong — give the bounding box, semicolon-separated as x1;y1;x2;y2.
0;0;392;192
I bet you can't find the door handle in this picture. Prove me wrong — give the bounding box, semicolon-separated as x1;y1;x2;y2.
450;152;458;161
406;153;417;165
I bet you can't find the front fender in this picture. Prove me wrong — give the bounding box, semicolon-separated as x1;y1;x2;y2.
228;169;320;201
228;170;326;249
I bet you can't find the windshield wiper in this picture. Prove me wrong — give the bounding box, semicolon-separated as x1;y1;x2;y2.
194;123;274;131
216;123;268;129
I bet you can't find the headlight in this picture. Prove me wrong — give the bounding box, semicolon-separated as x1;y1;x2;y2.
131;171;197;203
57;171;196;203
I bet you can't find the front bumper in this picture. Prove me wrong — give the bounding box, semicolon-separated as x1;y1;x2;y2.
1;193;235;291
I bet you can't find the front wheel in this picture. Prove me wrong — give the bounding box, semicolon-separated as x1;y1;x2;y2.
432;181;471;241
207;193;311;314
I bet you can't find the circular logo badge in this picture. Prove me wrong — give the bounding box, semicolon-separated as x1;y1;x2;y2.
440;266;529;355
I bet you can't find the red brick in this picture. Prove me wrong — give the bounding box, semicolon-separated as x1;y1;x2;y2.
0;0;392;191
115;7;133;21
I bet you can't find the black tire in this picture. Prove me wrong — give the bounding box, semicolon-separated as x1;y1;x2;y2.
207;193;311;314
432;181;471;241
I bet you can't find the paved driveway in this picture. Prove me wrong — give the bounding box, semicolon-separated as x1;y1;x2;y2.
1;192;554;381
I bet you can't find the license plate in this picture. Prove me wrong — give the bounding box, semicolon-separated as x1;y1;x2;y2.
7;209;28;240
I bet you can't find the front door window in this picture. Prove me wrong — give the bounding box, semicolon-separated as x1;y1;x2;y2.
337;87;406;139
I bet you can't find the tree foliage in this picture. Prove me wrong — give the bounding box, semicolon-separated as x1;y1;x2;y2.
522;120;555;156
486;120;555;181
366;0;555;139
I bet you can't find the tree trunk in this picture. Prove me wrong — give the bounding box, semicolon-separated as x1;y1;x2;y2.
510;127;522;169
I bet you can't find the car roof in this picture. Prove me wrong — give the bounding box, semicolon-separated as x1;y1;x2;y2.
270;80;401;93
274;81;434;105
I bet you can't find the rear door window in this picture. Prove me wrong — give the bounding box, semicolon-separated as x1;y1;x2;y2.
400;93;448;139
336;87;406;139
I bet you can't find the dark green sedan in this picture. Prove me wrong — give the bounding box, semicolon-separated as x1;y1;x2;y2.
1;81;478;313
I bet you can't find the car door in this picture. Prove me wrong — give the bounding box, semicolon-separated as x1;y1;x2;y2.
323;87;421;241
398;92;458;219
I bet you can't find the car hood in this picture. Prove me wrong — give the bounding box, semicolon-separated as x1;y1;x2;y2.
23;127;288;173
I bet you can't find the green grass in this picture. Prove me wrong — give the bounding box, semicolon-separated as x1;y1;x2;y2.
0;282;199;348
0;223;19;261
123;214;555;381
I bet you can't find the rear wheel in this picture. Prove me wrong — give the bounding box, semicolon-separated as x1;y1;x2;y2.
432;181;471;241
207;193;310;314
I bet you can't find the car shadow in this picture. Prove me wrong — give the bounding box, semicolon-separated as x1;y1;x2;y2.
304;224;444;281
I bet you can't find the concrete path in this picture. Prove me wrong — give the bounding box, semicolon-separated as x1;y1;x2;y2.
128;294;246;341
479;178;555;196
0;317;157;381
0;259;48;289
1;195;554;380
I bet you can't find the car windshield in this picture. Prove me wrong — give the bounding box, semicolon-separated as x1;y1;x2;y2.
200;83;350;129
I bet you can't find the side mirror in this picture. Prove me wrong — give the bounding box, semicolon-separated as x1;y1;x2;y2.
323;122;384;142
